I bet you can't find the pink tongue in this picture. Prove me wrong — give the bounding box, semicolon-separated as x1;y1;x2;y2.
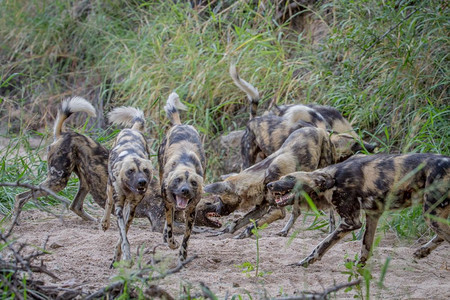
176;195;188;209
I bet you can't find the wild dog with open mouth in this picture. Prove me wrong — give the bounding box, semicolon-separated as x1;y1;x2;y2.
230;64;374;170
205;126;370;238
159;92;206;262
267;153;450;267
12;98;217;234
101;106;154;266
13;97;108;224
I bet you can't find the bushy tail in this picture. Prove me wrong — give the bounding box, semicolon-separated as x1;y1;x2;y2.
54;96;96;141
164;92;187;125
108;106;145;132
229;64;260;119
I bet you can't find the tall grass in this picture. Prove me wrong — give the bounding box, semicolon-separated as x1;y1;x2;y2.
1;1;448;235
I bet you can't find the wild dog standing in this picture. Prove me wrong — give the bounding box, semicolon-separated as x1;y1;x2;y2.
101;106;154;266
12;98;215;233
230;64;374;169
205;126;368;238
13;97;106;224
267;153;450;267
159;92;206;262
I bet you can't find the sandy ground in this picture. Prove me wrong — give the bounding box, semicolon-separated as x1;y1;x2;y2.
5;204;449;300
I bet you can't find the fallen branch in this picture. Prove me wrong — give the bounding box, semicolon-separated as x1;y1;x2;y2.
86;254;198;300
2;181;70;235
0;232;83;299
0;181;72;206
272;279;362;300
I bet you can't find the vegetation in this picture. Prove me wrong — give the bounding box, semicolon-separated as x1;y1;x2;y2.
0;0;448;298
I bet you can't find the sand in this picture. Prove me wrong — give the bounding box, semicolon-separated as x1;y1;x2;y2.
6;205;449;299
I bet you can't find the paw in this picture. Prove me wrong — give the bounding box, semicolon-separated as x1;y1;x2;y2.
233;229;251;239
289;257;313;268
100;218;110;231
413;247;430;259
276;230;288;237
166;239;179;250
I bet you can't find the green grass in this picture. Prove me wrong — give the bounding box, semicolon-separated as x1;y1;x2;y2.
0;0;448;249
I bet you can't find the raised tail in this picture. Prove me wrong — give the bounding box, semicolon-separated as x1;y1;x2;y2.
107;106;145;132
229;64;260;119
54;96;96;141
164;92;187;125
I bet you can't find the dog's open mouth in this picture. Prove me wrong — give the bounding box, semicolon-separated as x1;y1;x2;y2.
203;212;222;228
137;187;147;194
273;190;295;206
175;195;190;210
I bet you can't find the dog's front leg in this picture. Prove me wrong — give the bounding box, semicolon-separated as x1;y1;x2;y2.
235;206;286;239
293;218;362;267
179;206;196;262
114;204;131;264
278;200;301;237
359;211;381;265
414;235;444;259
222;204;268;235
163;203;179;250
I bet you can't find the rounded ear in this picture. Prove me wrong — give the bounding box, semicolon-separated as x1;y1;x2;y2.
314;172;335;191
204;181;232;195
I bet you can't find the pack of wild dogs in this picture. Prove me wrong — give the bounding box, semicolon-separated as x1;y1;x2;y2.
14;64;449;269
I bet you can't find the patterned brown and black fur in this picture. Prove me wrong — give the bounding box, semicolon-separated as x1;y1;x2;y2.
230;65;374;169
159;92;206;262
205;126;369;238
12;98;218;234
101;106;154;266
267;153;450;267
13;97;108;224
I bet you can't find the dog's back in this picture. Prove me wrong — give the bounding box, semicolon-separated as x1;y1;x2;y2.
330;153;449;209
159;93;206;181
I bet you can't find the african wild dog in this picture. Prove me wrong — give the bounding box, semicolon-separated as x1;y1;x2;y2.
12;98;217;234
230;64;374;170
159;92;206;262
204;126;370;238
13;97;108;224
101;106;154;266
267;153;450;267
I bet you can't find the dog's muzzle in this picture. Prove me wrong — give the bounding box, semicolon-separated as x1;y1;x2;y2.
267;181;296;207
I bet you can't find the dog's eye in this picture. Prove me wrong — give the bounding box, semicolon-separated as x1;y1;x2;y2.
174;177;181;184
286;175;295;181
127;169;134;175
191;181;197;187
143;168;150;175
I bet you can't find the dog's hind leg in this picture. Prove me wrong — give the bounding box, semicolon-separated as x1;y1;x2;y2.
70;174;96;222
235;206;286;239
414;235;445;259
416;195;450;258
241;129;260;170
294;215;362;267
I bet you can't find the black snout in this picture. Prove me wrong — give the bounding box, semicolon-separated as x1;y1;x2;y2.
138;178;148;187
364;143;376;153
181;186;190;196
